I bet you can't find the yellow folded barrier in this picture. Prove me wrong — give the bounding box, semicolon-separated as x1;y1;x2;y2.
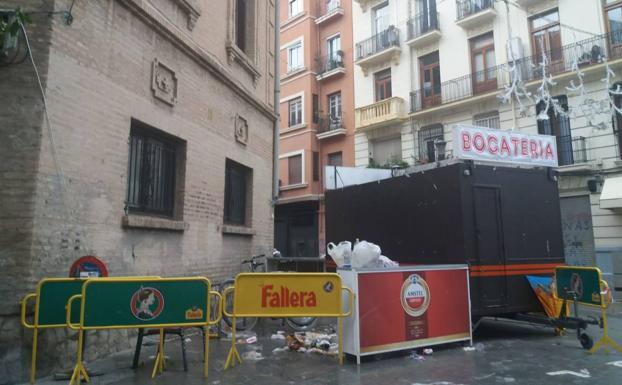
222;273;353;368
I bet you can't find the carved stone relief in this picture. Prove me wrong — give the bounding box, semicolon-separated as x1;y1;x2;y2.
151;59;178;106
235;115;249;145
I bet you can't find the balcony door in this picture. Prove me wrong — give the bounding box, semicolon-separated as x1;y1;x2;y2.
419;51;441;108
375;68;392;102
470;32;497;95
373;2;389;34
530;9;562;72
537;95;573;166
605;0;622;59
415;0;437;32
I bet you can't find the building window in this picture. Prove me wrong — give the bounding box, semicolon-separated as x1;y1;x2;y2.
371;136;401;166
235;0;256;56
612;82;622;158
530;9;561;69
288;97;303;126
328;92;342;120
605;0;622;58
312;94;319;124
536;96;573;166
288;0;303;18
288;154;303;185
224;159;252;226
373;2;390;34
419;51;441;108
418;124;443;163
474;111;500;129
470;32;496;94
374;68;392;102
313;151;319;181
126;120;183;218
328;151;343;167
327;34;341;60
288;41;303;72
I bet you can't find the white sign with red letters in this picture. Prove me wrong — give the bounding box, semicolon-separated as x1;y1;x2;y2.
453;125;558;167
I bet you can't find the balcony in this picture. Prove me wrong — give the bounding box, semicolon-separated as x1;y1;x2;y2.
515;0;542;8
555;136;591;172
315;53;346;81
316;113;346;140
410;33;617;114
455;0;496;29
355;97;407;131
406;12;441;48
316;0;344;25
355;27;401;75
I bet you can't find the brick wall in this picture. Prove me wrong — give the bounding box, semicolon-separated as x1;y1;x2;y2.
0;0;276;383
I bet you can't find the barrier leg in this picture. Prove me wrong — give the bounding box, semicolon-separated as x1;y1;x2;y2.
30;328;38;384
204;326;209;378
224;316;241;369
590;307;622;354
68;330;89;385
339;316;344;366
151;329;165;378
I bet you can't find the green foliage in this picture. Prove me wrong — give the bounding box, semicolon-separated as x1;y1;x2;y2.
367;155;409;169
0;8;31;51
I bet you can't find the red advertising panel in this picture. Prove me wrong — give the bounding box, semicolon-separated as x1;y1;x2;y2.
357;269;470;352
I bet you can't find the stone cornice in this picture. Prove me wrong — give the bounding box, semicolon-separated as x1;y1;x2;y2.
119;0;277;121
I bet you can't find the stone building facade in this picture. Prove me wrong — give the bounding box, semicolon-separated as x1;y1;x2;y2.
0;0;276;383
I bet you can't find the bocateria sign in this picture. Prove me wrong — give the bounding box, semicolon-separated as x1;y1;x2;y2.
453;125;558;167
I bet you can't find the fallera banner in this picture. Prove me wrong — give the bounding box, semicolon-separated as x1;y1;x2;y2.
453;125;559;167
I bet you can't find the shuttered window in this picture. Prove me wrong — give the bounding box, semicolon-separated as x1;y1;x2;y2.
288;154;303;185
224;159;252;226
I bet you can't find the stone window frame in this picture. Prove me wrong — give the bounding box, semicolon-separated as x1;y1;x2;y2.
223;158;254;228
227;0;262;85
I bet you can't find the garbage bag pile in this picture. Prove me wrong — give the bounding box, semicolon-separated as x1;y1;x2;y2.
327;240;398;269
273;332;339;356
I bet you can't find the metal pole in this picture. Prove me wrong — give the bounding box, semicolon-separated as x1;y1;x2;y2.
272;0;281;204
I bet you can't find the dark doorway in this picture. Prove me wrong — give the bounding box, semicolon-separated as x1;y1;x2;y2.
275;201;319;259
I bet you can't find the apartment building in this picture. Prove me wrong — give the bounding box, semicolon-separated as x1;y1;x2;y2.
0;0;276;382
276;0;355;259
352;0;622;294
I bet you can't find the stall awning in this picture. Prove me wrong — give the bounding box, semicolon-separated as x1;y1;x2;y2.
600;177;622;209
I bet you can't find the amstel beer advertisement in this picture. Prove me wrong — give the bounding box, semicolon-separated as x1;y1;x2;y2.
357;268;471;353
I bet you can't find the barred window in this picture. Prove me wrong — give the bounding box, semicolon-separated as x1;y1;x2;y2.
418;124;443;162
224;159;252;226
126;121;182;217
474;111;500;129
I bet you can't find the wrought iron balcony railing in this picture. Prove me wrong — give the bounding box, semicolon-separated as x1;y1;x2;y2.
318;113;345;134
316;53;345;75
410;32;619;113
317;0;342;18
456;0;494;20
558;135;587;166
355;27;400;61
407;12;439;41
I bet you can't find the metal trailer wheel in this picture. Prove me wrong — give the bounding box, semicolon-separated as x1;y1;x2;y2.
579;333;593;350
285;316;318;331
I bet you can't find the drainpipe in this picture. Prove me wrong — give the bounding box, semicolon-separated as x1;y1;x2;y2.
273;0;281;204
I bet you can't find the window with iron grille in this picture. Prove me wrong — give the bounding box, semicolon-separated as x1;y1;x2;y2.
473;111;500;129
536;95;573;165
289;97;303;126
224;159;252;226
126;121;181;217
418;124;443;162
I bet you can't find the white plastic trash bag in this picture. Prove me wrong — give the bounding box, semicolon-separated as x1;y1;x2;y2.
352;241;381;269
326;241;352;267
376;255;399;268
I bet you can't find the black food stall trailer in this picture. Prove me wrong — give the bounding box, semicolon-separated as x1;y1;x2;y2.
325;161;565;318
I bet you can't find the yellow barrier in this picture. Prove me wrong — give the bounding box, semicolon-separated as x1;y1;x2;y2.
20;277;161;384
64;277;222;384
222;273;353;368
